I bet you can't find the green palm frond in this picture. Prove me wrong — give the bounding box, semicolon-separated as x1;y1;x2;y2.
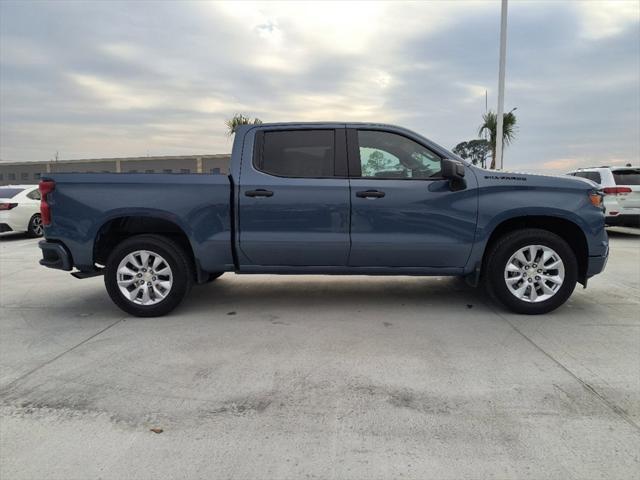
478;109;517;169
225;113;263;136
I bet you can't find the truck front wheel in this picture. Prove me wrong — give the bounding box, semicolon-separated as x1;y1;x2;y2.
104;234;193;317
484;228;578;314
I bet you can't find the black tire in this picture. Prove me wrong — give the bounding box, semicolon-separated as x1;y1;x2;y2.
104;234;194;317
483;228;578;314
203;272;224;283
27;214;43;237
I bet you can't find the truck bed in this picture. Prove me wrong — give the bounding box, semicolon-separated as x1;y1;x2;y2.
44;173;234;272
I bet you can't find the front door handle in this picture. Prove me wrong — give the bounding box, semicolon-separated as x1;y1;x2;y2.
245;189;274;198
356;190;385;199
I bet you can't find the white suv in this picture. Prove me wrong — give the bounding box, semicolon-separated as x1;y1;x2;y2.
566;166;640;227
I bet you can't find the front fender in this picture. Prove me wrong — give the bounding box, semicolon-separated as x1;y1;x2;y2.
464;183;607;273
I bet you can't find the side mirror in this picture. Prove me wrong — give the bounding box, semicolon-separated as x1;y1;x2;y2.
441;159;466;191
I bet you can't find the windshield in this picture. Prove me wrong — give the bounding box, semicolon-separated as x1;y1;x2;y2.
0;187;25;198
613;169;640;186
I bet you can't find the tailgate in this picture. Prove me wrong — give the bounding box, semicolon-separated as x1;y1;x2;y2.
613;169;640;209
618;186;640;209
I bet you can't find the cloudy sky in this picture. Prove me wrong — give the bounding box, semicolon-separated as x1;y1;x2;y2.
1;0;638;173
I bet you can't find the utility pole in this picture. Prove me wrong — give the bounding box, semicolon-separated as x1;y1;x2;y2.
495;0;508;170
483;90;489;169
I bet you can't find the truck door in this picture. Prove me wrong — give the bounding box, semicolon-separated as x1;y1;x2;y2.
346;127;478;267
238;127;350;266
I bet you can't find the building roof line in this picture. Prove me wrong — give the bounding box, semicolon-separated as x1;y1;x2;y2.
0;154;230;166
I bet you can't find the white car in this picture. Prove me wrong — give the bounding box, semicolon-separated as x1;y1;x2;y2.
0;185;43;237
567;166;640;227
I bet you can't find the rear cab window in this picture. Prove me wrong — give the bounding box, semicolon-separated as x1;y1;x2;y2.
255;129;337;178
613;169;640;185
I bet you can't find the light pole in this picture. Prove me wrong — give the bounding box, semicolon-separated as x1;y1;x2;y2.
495;0;508;170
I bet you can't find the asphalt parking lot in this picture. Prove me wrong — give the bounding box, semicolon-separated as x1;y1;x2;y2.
1;230;639;480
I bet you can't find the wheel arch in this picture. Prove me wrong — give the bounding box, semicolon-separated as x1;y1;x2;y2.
481;215;589;284
93;214;201;281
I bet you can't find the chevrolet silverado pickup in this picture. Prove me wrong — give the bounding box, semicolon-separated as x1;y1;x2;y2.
38;123;609;317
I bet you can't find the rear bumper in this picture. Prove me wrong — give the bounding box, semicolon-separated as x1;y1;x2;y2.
0;223;13;233
605;214;640;227
39;240;73;271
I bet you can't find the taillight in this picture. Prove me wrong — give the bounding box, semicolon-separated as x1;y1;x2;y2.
589;192;603;208
0;203;18;210
39;180;55;225
602;187;632;195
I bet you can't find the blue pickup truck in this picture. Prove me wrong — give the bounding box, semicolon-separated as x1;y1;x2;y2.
38;123;608;317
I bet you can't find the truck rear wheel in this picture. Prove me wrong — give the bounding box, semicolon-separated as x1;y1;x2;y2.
104;234;193;317
484;228;578;314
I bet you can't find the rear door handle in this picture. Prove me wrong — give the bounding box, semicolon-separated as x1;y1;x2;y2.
356;190;385;199
245;189;274;198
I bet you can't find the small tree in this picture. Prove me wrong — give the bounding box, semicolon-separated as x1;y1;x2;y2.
225;113;263;136
453;139;490;168
362;150;384;176
478;110;517;169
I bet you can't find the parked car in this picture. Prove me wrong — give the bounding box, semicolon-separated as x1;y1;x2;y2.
0;185;43;237
567;166;640;227
37;123;608;317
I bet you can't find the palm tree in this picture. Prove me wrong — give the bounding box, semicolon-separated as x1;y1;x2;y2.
478;109;517;169
225;113;263;136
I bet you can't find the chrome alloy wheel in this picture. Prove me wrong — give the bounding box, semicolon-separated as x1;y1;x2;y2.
504;245;565;303
117;250;173;305
32;215;43;236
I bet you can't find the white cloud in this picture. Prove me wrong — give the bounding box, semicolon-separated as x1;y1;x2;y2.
541;158;580;171
0;0;638;170
575;0;640;40
69;73;162;109
456;82;488;104
69;74;161;110
0;36;50;67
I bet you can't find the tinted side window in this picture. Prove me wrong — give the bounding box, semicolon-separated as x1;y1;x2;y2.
259;130;335;177
586;172;602;183
574;171;601;183
357;130;441;179
27;189;41;200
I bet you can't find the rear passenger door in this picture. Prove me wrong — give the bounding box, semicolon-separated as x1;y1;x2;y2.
238;127;350;266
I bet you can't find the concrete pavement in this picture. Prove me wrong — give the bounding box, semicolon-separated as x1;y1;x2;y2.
1;230;639;479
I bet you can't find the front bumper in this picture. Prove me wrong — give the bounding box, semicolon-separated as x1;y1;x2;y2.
39;240;73;271
586;242;609;278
